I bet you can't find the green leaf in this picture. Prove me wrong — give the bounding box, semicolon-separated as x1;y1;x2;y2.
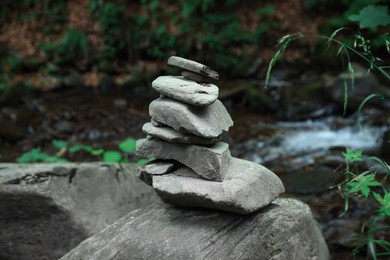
342;147;363;162
69;144;93;153
16;147;46;163
118;138;137;153
43;156;69;163
16;147;68;163
91;148;104;155
347;174;382;197
348;5;390;29
103;151;122;162
52;139;68;149
374;192;390;217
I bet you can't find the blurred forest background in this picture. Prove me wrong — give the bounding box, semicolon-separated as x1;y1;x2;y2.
1;0;389;160
1;0;390;258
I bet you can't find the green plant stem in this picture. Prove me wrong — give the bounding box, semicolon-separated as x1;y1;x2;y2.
266;33;390;86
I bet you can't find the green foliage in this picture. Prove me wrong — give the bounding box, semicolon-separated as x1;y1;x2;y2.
0;0;36;17
89;1;130;61
0;51;23;75
328;0;384;28
340;147;390;259
373;192;390;217
342;147;363;162
41;28;90;66
321;2;390;53
118;138;137;153
16;147;69;163
40;0;68;35
349;5;390;29
17;138;146;164
103;151;122;163
52;139;68;149
87;1;276;70
180;0;216;18
346;173;382;197
266;27;390;260
0;0;67;35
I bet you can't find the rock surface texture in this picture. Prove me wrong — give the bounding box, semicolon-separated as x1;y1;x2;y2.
0;163;158;260
153;157;284;214
61;199;330;260
142;122;220;145
137;138;231;181
152;76;219;106
149;97;233;138
136;56;285;214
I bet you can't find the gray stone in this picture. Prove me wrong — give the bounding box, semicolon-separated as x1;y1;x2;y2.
61;200;330;260
149;97;233;138
144;160;177;175
136;138;231;181
142;122;220;145
153;157;285;214
0;163;158;260
152;76;218;106
181;70;209;82
136;160;177;186
167;56;219;80
151;118;164;127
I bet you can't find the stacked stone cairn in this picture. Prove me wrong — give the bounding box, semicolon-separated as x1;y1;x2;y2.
136;56;285;214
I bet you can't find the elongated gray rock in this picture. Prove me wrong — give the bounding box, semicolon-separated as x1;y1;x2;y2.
142;122;219;145
152;76;218;106
181;70;208;82
136;160;177;186
168;56;219;80
153;157;285;214
149;97;233;138
136;138;231;181
61;200;329;260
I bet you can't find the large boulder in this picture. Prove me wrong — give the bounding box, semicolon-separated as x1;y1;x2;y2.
0;163;158;260
61;199;329;260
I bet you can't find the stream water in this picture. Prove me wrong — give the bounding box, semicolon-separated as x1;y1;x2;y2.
233;117;386;165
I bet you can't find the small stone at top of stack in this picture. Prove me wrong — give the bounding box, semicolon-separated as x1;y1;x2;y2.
168;56;219;83
151;56;220;107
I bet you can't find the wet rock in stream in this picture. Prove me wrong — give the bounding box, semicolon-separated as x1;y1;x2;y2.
278;167;341;195
328;63;390;110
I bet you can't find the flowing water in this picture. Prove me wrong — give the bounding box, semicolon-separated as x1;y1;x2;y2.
233;117;386;165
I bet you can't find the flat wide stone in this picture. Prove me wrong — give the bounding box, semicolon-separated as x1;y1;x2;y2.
142;122;220;145
136;138;231;181
149;97;233;138
167;56;219;80
153;157;285;214
152;76;218;106
61;200;329;260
